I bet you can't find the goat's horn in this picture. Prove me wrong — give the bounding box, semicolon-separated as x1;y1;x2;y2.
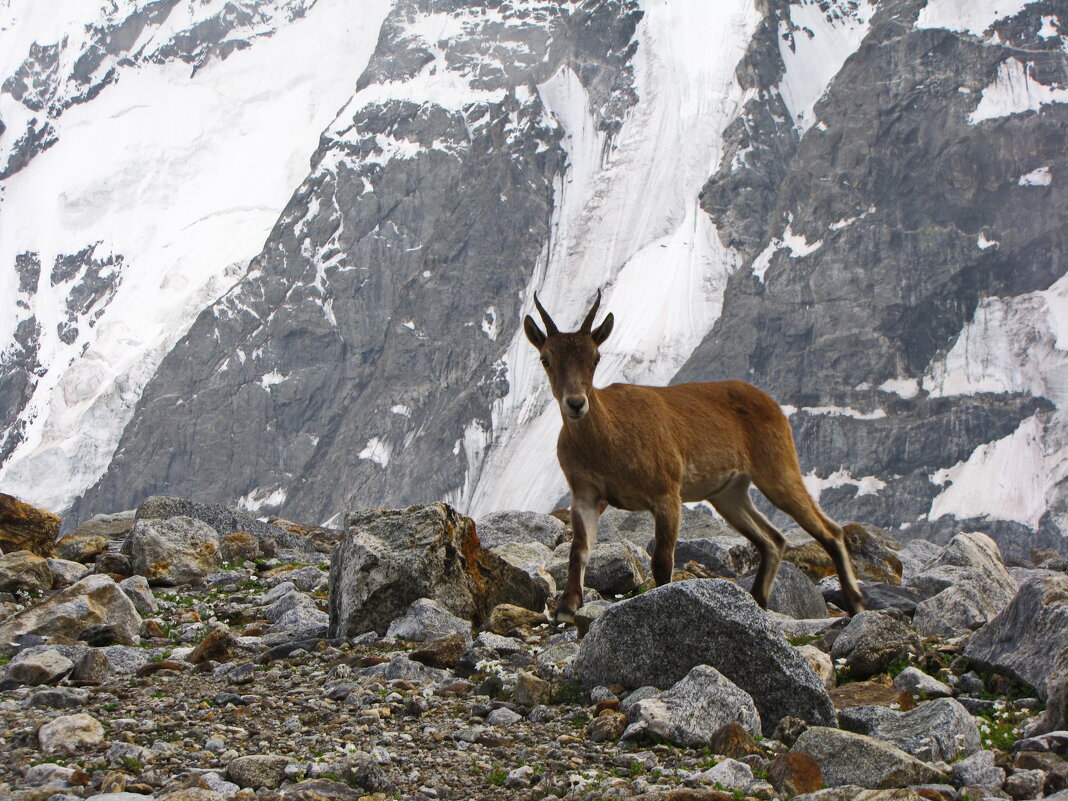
533;292;558;335
580;289;602;333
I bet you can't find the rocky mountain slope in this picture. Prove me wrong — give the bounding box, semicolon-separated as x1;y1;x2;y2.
1;0;1067;559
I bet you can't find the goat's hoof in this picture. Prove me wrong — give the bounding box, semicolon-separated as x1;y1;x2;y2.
554;608;576;625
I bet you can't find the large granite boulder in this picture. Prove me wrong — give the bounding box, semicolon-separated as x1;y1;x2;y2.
122;516;222;585
791;727;946;789
488;541;556;609
624;664;762;744
53;532;110;563
574;579;836;735
0;493;59;557
964;573;1068;700
329;503;539;637
0;573;142;645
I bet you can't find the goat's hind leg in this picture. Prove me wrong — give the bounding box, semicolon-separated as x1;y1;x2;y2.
708;477;786;609
650;496;681;587
557;492;599;624
758;478;865;615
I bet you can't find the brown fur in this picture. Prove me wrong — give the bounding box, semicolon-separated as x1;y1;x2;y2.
525;292;865;621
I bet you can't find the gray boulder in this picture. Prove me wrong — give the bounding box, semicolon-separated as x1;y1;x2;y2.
913;575;1018;638
121;516;221;585
831;611;921;679
489;541;556;603
549;540;649;597
671;534;760;578
361;655;450;683
0;573;142;645
791;727;946;788
964;573;1068;700
573;580;836;735
227;755;297;789
47;557;91;588
907;535;1017;635
837;704;901;736
329;504;538;637
7;649;74;686
896;539;942;582
893;666;953;699
262;605;329;646
740;561;828;619
952;749;1005;789
118;575;158;616
0;550;53;594
386;598;473;643
867;697;982;762
474;510;565;550
38;713;105;754
623;664;762;745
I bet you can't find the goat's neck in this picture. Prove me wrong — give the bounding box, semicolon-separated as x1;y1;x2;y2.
562;386;614;443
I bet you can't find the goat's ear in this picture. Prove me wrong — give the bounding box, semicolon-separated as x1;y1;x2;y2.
524;315;546;348
591;313;614;346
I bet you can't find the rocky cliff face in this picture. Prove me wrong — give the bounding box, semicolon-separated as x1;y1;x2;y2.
3;0;1068;558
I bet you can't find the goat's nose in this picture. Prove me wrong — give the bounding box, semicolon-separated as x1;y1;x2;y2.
566;396;586;412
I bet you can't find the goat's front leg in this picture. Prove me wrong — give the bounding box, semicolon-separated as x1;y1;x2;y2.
650;496;681;586
557;493;599;623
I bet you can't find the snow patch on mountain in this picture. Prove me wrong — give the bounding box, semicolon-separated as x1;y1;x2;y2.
0;0;393;512
969;57;1068;123
777;0;877;134
923;273;1068;529
916;0;1036;38
464;0;761;517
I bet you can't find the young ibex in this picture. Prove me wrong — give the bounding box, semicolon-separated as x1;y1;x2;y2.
524;290;865;622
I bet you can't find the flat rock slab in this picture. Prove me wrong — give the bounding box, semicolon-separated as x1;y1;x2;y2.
574;579;835;735
791;727;946;788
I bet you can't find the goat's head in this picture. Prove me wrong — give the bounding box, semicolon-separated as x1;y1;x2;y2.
524;290;614;421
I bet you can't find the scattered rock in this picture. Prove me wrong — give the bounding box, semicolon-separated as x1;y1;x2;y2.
867;698;982;762
893;666;953;699
329;503;513;637
791;727;946;788
137;496;314;554
7;649;75;686
118;574;158;616
0;549;53;594
514;670;553;707
486;603;548;635
831;611;921;679
623;664;762;745
386;597;473;643
0;492;59;556
410;632;468;669
227;755;296;789
964;573;1068;700
47;557;92;587
830;678;916;711
692;757;754;791
798;644;836;690
188;626;240;664
575;600;612;636
38;712;105;753
952;749;1006;789
489;541;557;602
219;531;262;563
587;709;628;742
769;752;824;797
575;580;836;735
54;533;109;564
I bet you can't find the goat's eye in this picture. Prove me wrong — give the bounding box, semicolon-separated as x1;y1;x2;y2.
540;356;549;367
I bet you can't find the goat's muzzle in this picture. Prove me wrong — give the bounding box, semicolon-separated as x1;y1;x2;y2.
563;395;589;420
